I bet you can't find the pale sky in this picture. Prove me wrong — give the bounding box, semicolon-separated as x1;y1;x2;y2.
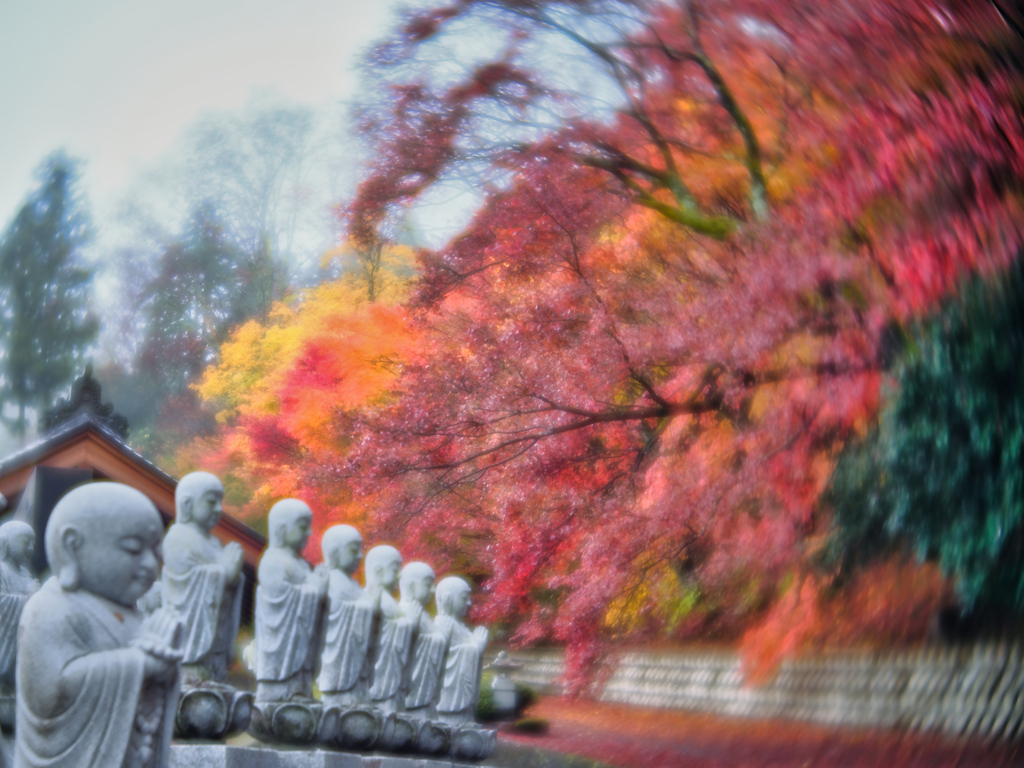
0;0;404;227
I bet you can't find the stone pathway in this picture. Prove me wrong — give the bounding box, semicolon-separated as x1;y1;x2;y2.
497;696;1024;768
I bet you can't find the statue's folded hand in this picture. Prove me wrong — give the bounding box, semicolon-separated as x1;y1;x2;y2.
220;542;245;580
138;647;179;685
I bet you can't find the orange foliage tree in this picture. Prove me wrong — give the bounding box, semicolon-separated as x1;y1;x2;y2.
174;245;419;554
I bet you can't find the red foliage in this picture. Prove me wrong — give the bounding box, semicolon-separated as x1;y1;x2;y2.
328;0;1024;687
740;560;950;682
293;0;1023;686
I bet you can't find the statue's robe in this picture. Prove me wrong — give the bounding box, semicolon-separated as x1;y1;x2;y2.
368;592;414;711
161;523;243;682
400;602;447;714
254;549;323;701
435;616;487;725
0;561;37;688
317;571;374;705
16;579;178;768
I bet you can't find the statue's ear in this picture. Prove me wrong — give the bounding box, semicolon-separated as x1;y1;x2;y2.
178;497;193;523
273;521;287;547
58;527;82;591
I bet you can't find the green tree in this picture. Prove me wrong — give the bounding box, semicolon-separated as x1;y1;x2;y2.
122;202;276;457
829;258;1024;616
0;154;98;435
137;202;251;392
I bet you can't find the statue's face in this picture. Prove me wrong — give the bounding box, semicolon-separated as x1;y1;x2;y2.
191;489;224;531
410;573;435;606
284;513;313;553
333;538;362;575
451;587;471;619
380;556;401;591
9;531;33;568
75;512;163;607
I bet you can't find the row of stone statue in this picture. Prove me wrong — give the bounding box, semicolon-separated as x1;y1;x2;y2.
0;473;494;768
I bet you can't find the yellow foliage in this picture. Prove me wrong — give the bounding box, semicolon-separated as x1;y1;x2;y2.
178;248;419;526
198;250;414;425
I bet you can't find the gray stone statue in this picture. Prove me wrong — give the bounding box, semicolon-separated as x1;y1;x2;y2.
250;499;329;744
161;472;250;739
0;521;38;730
365;545;419;751
164;472;244;683
16;483;183;768
435;576;495;760
435;576;488;725
367;545;415;713
318;525;375;706
399;562;446;716
317;526;381;750
398;562;451;755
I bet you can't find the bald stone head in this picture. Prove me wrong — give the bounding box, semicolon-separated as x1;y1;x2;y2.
399;561;435;606
46;483;163;607
175;471;224;531
268;499;313;552
0;520;34;570
365;545;402;592
322;525;363;576
436;576;472;620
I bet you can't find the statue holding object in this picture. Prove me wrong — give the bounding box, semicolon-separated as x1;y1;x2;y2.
15;483;183;768
160;472;251;739
365;545;418;751
250;499;330;745
317;526;381;749
435;576;495;760
398;561;451;755
0;521;38;731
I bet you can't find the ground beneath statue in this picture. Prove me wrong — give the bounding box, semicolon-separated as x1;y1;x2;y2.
497;696;1023;768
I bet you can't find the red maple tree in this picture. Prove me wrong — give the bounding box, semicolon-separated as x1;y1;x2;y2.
296;0;1022;683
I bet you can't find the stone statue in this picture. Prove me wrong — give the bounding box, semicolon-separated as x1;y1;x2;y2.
435;576;494;759
251;499;329;744
16;483;183;768
366;545;415;713
365;545;419;751
163;472;244;684
398;562;451;755
161;472;250;738
0;521;38;729
317;525;375;707
317;526;381;750
398;562;446;716
435;577;488;725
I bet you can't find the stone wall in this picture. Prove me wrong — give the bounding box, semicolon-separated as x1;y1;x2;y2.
506;644;1024;740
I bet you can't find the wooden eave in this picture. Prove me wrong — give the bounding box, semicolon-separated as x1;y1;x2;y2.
0;415;265;569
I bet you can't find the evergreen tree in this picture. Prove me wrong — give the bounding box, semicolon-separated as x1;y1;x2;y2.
829;258;1024;616
0;154;98;436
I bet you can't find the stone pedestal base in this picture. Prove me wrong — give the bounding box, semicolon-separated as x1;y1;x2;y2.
413;720;451;756
330;707;384;751
377;713;418;753
449;727;497;762
176;684;253;740
249;699;336;745
169;743;494;767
